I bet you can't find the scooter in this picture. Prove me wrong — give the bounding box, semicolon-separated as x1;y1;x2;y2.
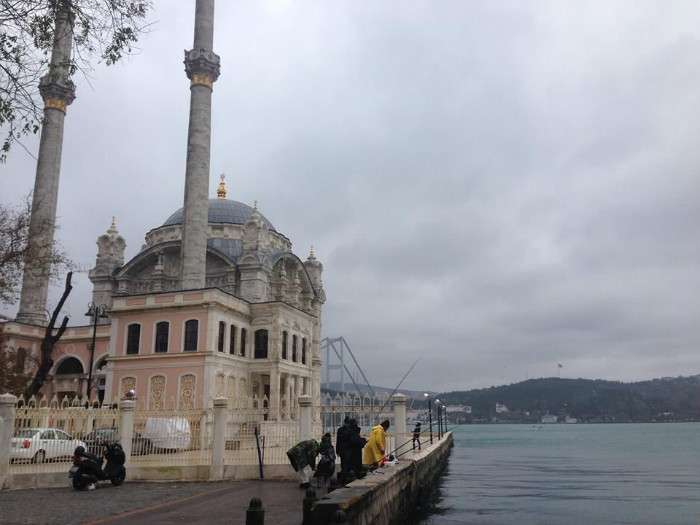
69;442;126;490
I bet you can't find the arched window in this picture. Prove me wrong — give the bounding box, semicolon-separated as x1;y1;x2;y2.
126;324;141;355
240;328;247;357
15;347;28;372
282;331;288;359
184;320;199;351
217;321;226;352
254;329;268;359
229;325;236;355
302;338;307;365
55;357;84;375
292;335;298;362
155;322;169;353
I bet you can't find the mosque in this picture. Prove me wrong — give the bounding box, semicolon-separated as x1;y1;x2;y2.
1;0;326;418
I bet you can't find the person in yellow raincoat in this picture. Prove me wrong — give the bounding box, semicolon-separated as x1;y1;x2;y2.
363;420;390;468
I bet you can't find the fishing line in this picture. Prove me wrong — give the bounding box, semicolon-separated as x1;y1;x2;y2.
372;354;424;425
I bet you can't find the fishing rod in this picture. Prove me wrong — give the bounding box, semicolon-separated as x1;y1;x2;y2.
388;422;469;460
371;354;423;426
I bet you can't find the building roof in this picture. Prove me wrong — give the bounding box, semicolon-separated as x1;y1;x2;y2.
163;198;277;232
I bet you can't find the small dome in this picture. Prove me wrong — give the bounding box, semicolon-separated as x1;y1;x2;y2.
163;199;276;231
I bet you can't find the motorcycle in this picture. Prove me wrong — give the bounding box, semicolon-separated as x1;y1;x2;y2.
69;442;126;490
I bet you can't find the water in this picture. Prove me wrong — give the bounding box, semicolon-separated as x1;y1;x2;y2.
420;423;700;525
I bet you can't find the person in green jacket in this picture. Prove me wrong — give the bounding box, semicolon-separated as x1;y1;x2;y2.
363;420;390;468
286;439;320;489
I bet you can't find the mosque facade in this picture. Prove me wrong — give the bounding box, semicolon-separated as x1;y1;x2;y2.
1;0;326;419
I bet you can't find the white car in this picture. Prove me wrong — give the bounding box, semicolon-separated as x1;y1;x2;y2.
11;428;87;464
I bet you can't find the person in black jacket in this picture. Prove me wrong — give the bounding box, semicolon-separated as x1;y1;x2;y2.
335;417;351;483
345;418;367;480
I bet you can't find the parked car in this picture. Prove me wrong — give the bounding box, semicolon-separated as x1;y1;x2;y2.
11;428;87;464
83;427;153;455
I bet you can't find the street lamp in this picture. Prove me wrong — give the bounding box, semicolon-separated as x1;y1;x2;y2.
424;393;433;445
85;302;109;404
436;399;442;440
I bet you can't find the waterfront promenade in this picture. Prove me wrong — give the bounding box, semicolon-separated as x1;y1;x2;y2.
0;480;308;525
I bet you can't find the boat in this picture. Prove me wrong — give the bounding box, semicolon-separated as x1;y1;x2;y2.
565;416;578;424
541;414;558;424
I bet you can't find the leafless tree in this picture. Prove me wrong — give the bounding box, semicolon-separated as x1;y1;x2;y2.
23;270;72;397
0;194;74;304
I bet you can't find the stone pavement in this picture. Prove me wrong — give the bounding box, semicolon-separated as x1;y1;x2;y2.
0;479;314;525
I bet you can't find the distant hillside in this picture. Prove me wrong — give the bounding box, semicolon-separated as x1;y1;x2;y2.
433;375;700;423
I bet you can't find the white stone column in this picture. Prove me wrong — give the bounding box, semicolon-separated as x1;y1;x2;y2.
269;367;280;421
298;395;312;441
210;397;227;480
0;394;17;488
16;7;76;325
181;0;220;289
119;400;135;464
391;394;407;457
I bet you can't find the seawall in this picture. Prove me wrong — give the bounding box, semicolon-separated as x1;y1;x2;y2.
312;432;453;525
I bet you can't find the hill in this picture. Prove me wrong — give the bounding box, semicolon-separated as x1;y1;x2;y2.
432;375;700;423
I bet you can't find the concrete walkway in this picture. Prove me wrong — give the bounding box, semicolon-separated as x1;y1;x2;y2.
0;480;312;525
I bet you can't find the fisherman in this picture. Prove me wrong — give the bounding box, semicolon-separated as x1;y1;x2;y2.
335;416;351;482
412;422;422;450
363;419;390;469
286;439;320;489
345;418;367;480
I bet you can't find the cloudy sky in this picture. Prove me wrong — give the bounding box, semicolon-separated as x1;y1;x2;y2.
2;0;699;393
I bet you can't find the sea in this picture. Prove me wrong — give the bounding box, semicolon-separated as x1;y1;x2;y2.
418;422;700;525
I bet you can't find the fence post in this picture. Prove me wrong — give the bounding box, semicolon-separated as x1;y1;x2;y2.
391;394;407;457
298;395;312;441
210;397;227;480
119;399;135;463
0;394;18;489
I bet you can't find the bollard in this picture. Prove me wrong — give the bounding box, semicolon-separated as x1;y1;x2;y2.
327;478;338;494
302;487;318;525
246;497;264;525
332;510;348;523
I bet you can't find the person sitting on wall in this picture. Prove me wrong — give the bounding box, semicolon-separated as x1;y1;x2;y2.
363;419;390;470
286;438;320;489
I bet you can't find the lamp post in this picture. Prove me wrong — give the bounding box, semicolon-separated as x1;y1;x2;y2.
85;302;108;404
424;393;433;445
436;399;442;440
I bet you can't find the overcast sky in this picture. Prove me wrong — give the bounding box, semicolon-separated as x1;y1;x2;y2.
2;0;699;393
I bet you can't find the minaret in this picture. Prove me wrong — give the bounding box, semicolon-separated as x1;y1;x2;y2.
180;0;220;289
16;7;76;325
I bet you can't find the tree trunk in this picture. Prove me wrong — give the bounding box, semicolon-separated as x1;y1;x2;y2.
23;271;72;398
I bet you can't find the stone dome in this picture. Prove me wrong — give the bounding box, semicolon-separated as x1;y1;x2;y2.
163;198;276;232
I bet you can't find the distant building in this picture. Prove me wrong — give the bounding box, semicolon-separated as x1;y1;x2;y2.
496;403;509;413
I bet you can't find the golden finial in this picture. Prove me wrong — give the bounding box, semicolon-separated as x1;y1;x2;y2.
217;173;227;199
108;216;117;234
253;200;258;212
111;216;116;228
310;245;314;257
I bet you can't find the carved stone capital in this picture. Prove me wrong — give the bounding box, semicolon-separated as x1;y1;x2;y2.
39;73;76;112
184;48;221;87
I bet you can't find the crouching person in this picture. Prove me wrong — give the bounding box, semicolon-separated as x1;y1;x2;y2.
286;439;320;489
